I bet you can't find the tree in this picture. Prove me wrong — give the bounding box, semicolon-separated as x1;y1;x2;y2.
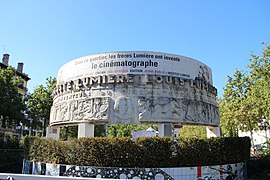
107;124;157;137
26;77;56;136
60;126;78;140
219;70;251;137
0;67;26;128
59;124;110;140
219;43;270;145
95;124;106;137
247;43;270;119
178;125;207;139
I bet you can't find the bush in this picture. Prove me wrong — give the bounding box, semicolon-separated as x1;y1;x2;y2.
0;135;20;149
247;155;270;179
136;137;174;167
22;136;251;167
0;149;24;173
66;137;141;167
23;136;67;164
0;136;23;173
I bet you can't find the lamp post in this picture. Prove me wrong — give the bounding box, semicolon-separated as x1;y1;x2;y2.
258;116;269;144
19;122;23;138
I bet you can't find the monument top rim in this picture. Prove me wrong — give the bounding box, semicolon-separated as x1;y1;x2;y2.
62;50;209;67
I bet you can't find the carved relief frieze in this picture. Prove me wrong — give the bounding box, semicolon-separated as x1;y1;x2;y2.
50;78;219;126
138;97;185;122
184;100;219;125
113;96;134;122
198;65;210;83
51;71;219;126
50;97;110;125
137;96;219;126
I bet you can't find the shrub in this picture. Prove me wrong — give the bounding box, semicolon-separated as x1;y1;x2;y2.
0;135;20;149
0;149;24;173
22;136;251;167
23;136;67;164
247;155;270;179
136;137;174;167
66;137;141;167
0;135;23;173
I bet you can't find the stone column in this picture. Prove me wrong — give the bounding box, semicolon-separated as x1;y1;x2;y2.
158;123;172;137
46;126;60;139
78;123;95;138
206;126;221;138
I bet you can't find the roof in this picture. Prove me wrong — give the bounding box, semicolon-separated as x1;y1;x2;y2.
0;62;30;81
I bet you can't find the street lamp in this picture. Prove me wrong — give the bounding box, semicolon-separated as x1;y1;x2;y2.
19;122;23;138
258;116;269;143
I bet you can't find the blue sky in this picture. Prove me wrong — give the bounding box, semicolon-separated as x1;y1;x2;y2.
0;0;269;96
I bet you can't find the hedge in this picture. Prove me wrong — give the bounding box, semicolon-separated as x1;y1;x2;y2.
0;137;20;149
23;136;67;164
0;149;24;173
247;155;270;179
0;136;23;173
23;136;251;167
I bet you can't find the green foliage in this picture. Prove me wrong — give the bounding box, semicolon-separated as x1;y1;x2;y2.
177;137;249;166
26;77;56;135
178;125;207;138
136;137;174;167
262;140;270;155
23;136;67;164
107;124;156;137
247;155;270;179
59;125;108;140
66;137;140;167
23;136;250;167
0;149;24;173
178;138;211;166
219;44;270;140
0;67;26;127
94;124;106;137
246;44;270;119
0;134;23;173
21;135;37;160
60;126;78;140
219;69;250;137
0;134;20;149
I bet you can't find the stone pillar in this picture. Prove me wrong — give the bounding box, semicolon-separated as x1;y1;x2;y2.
78;123;95;138
46;126;60;139
206;126;221;138
158;123;172;137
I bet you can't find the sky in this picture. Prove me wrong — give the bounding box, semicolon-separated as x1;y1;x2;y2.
0;0;269;96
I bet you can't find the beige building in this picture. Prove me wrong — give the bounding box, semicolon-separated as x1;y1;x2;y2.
0;54;30;138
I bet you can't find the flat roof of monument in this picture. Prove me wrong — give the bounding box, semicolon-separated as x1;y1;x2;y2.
67;51;207;66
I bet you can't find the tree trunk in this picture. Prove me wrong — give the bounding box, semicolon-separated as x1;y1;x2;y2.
248;118;255;149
